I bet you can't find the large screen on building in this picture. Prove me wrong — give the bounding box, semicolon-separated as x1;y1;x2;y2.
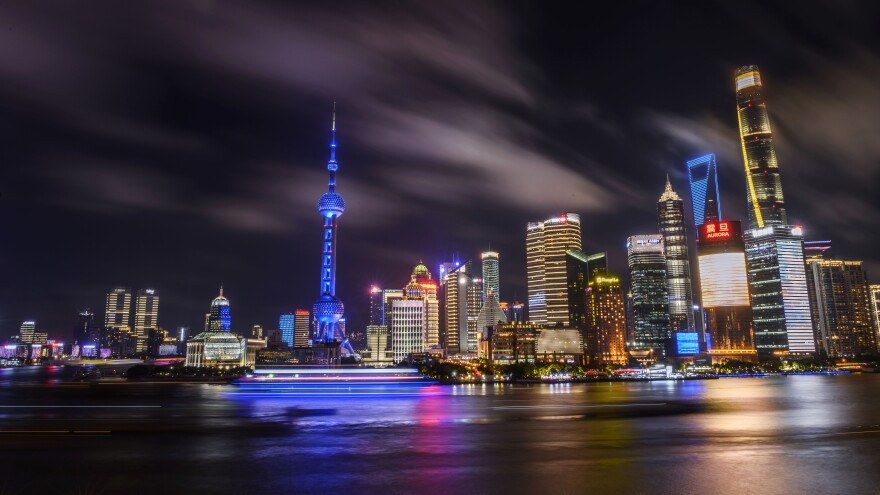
699;220;742;243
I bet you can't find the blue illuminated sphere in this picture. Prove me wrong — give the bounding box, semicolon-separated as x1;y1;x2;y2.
313;294;344;323
318;192;345;217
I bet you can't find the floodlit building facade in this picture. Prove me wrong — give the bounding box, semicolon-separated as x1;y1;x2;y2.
481;251;501;302
735;65;787;229
744;225;815;355
806;260;876;357
134;288;159;354
527;213;583;326
390;299;426;363
627;235;670;355
361;325;394;367
697;220;757;362
658;177;695;333
585;276;628;365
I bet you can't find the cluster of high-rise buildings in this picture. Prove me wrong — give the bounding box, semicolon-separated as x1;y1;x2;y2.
358;65;880;366
4;66;879;369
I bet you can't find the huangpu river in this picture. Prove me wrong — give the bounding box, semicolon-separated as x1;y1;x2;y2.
1;367;879;494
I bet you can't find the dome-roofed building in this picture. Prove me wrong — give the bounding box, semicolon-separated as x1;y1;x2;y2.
186;286;265;368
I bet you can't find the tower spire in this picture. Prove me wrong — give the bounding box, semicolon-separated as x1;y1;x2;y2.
327;102;338;191
659;173;681;202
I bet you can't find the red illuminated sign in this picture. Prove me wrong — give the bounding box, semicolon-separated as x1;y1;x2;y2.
701;221;740;243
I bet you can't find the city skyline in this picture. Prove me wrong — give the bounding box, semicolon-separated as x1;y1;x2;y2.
2;2;880;341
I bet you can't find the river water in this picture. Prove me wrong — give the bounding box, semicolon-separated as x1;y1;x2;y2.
1;368;878;494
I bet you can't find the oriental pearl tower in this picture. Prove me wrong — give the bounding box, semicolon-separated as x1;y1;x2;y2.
313;104;357;358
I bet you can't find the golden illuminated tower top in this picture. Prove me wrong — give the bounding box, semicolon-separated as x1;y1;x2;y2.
735;65;787;229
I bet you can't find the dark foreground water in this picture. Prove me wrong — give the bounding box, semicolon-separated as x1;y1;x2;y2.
1;368;879;495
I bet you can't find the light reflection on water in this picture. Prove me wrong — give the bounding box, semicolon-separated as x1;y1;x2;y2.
1;369;879;494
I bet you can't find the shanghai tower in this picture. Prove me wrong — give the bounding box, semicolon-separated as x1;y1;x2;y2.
312;105;356;357
735;65;787;229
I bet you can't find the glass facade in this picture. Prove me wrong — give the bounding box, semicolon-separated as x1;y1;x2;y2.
686;154;722;229
626;235;670;354
735;65;787;229
279;313;295;347
526;213;583;326
481;251;501;302
745;226;815;355
807;260;876;357
658;177;696;333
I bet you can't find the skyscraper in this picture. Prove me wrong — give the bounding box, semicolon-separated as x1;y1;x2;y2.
134;288;159;353
626;235;670;355
658;176;696;333
206;287;231;331
312;105;355;357
104;286;131;335
294;310;310;348
869;285;880;353
411;262;440;349
744;226;815;355
19;321;38;344
806;260;875;357
697;220;757;361
369;286;383;326
443;261;482;355
686;154;722;229
585;275;628;365
74;309;97;345
481;251;500;302
526;213;583;325
390;299;425;363
564;249;607;338
735;65;787;229
279;313;295;347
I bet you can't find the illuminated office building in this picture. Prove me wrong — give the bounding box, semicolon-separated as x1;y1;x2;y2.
361;325;393;367
735;65;787;229
565;249;608;337
526;213;583;325
134;288;159;354
744;225;815;355
658;177;696;333
411;262;440;349
206;286;231;331
481;251;501;302
251;325;264;340
627;235;670;355
294;310;310;348
382;289;404;328
443;261;482;355
806;259;875;357
697;220;757;361
369;286;383;326
19;321;40;344
686;154;722;229
279;313;295;347
390;299;426;363
104;286;131;335
585;276;628;365
869;285;880;352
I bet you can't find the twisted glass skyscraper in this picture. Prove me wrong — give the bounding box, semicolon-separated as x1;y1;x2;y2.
735;65;786;229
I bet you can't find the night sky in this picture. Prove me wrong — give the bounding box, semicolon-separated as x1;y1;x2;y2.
2;1;879;341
